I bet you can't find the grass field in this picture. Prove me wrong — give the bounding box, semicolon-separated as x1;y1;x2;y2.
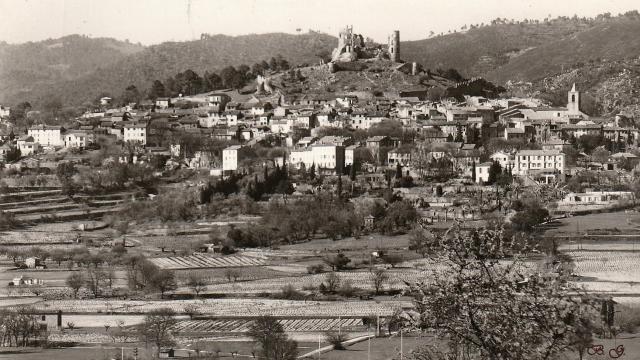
280;234;412;252
545;211;640;235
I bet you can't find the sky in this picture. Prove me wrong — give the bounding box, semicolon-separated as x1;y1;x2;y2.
0;0;638;45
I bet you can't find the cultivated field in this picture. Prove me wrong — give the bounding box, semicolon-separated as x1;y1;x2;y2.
28;298;412;317
173;318;365;333
150;254;266;269
194;269;431;294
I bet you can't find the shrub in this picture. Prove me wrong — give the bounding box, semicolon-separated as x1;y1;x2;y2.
279;284;304;300
618;305;640;334
323;272;341;294
307;264;325;274
337;280;356;297
325;331;347;350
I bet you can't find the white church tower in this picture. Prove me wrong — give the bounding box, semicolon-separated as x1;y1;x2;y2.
567;83;581;114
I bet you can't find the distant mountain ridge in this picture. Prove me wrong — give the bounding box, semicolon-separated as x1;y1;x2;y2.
2;12;640;113
0;32;336;107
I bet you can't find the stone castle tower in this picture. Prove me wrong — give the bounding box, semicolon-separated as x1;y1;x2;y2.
388;30;400;62
567;83;581;113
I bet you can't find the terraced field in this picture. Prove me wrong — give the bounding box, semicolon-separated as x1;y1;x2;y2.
29;299;412;317
196;269;431;294
150;254;266;269
175;266;295;284
0;231;76;245
569;251;640;283
1;189;129;224
173;318;364;333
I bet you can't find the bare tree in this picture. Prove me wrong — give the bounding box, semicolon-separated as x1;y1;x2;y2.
85;268;107;298
324;272;341;293
370;268;388;295
151;270;177;299
224;268;240;283
138;308;178;358
66;272;85;298
187;273;208;298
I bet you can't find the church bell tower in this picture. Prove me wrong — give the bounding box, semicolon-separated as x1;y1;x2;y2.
567;83;581;114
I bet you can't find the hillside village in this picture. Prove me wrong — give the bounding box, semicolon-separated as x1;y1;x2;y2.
1;22;640;360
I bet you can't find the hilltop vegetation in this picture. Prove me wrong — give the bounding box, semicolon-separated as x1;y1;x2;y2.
0;35;144;103
0;32;336;107
3;12;640;115
401;11;640;83
508;57;640;119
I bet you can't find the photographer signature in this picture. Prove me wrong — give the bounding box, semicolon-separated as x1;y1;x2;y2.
587;344;625;358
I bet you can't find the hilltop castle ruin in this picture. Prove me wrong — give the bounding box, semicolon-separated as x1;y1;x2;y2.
331;26;401;63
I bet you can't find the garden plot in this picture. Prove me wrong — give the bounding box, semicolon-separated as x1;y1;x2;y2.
175;266;295;284
43;314;151;328
569;251;640;283
559;242;640;251
198;269;431;294
577;281;640;295
150;254;266;269
29;299;411;317
0;231;76;245
173;318;364;333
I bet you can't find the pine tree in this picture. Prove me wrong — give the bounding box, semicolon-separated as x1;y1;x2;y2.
471;161;477;182
349;161;357;181
488;161;502;185
309;163;316;180
455;126;464;142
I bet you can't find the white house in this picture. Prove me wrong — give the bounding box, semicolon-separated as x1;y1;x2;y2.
64;131;93;148
345;145;359;166
270;119;291;134
560;191;634;205
514;149;565;176
28;125;64;147
11;276;44;286
388;148;412;166
350;111;386;130
155;98;171;109
123;124;147;145
490;151;514;170
222;145;244;172
336;95;357;108
289;144;345;174
17;136;39;155
475;162;492;183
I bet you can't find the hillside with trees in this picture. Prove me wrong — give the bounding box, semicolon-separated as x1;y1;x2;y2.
507;56;640;120
4;12;640;114
401;11;640;82
0;31;336;107
0;35;144;104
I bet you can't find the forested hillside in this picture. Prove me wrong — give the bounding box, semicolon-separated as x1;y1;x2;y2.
0;32;336;107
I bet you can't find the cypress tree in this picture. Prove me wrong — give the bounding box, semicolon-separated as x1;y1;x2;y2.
350;161;357;181
337;175;343;198
309;163;316;179
395;163;402;179
471;161;476;182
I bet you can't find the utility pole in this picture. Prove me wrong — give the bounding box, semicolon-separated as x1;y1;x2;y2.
368;325;371;360
400;328;403;360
